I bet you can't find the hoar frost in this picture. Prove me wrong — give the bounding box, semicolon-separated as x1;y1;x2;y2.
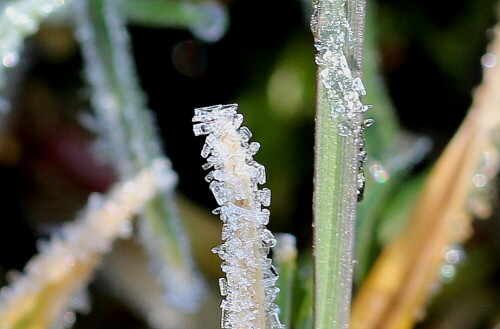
311;0;371;201
193;104;283;329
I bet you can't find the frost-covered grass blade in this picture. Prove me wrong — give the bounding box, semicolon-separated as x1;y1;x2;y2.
193;104;283;329
73;0;205;312
311;0;369;328
0;163;161;329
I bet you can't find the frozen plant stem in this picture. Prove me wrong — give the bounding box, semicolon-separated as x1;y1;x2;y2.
311;0;368;329
193;104;283;329
0;163;162;329
74;0;204;311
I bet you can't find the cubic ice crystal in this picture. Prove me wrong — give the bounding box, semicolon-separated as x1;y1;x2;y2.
193;104;284;329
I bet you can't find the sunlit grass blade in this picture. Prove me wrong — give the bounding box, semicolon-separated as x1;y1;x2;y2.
353;5;433;283
0;164;161;329
351;20;500;329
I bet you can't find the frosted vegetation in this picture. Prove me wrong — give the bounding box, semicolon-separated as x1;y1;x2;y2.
193;104;282;329
0;0;499;329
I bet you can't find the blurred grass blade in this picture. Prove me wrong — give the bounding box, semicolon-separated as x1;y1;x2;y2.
274;234;298;329
0;164;160;329
0;0;67;115
351;20;500;329
294;262;313;329
354;4;434;283
121;0;228;43
311;0;368;328
376;171;428;246
74;0;205;312
355;134;431;282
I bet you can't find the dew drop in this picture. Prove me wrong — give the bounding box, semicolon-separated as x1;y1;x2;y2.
481;53;497;68
369;163;389;183
120;221;133;235
2;52;18;67
440;264;456;282
472;173;488;187
63;311;76;326
64;254;76;267
444;248;463;264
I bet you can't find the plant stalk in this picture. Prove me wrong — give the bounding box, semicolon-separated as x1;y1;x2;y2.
74;0;205;311
311;0;368;328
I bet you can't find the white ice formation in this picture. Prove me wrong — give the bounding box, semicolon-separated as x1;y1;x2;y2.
193;104;284;329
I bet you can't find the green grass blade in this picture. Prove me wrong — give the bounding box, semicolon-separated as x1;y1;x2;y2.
121;0;228;43
274;234;298;329
311;0;368;327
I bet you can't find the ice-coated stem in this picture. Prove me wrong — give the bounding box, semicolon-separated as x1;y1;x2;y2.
74;0;204;311
311;0;368;329
0;161;162;329
0;0;67;114
193;104;283;329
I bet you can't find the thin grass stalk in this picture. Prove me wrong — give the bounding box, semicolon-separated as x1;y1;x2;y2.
73;0;204;311
311;0;368;328
274;234;298;329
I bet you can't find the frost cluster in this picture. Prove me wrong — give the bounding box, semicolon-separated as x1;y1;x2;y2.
194;104;283;329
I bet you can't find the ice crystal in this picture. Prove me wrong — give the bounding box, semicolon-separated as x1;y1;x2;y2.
311;0;368;127
0;161;162;328
194;104;284;329
311;0;371;202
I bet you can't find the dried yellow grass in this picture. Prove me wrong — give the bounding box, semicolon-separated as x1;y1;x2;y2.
350;21;500;329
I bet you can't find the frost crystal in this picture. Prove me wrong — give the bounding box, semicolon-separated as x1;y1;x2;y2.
194;104;284;329
311;0;371;201
312;0;368;129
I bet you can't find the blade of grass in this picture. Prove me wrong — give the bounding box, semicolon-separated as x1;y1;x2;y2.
294;256;314;329
311;0;368;328
274;234;298;329
0;0;67;119
351;19;500;329
353;4;433;283
0;164;161;329
121;0;228;43
74;0;205;311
